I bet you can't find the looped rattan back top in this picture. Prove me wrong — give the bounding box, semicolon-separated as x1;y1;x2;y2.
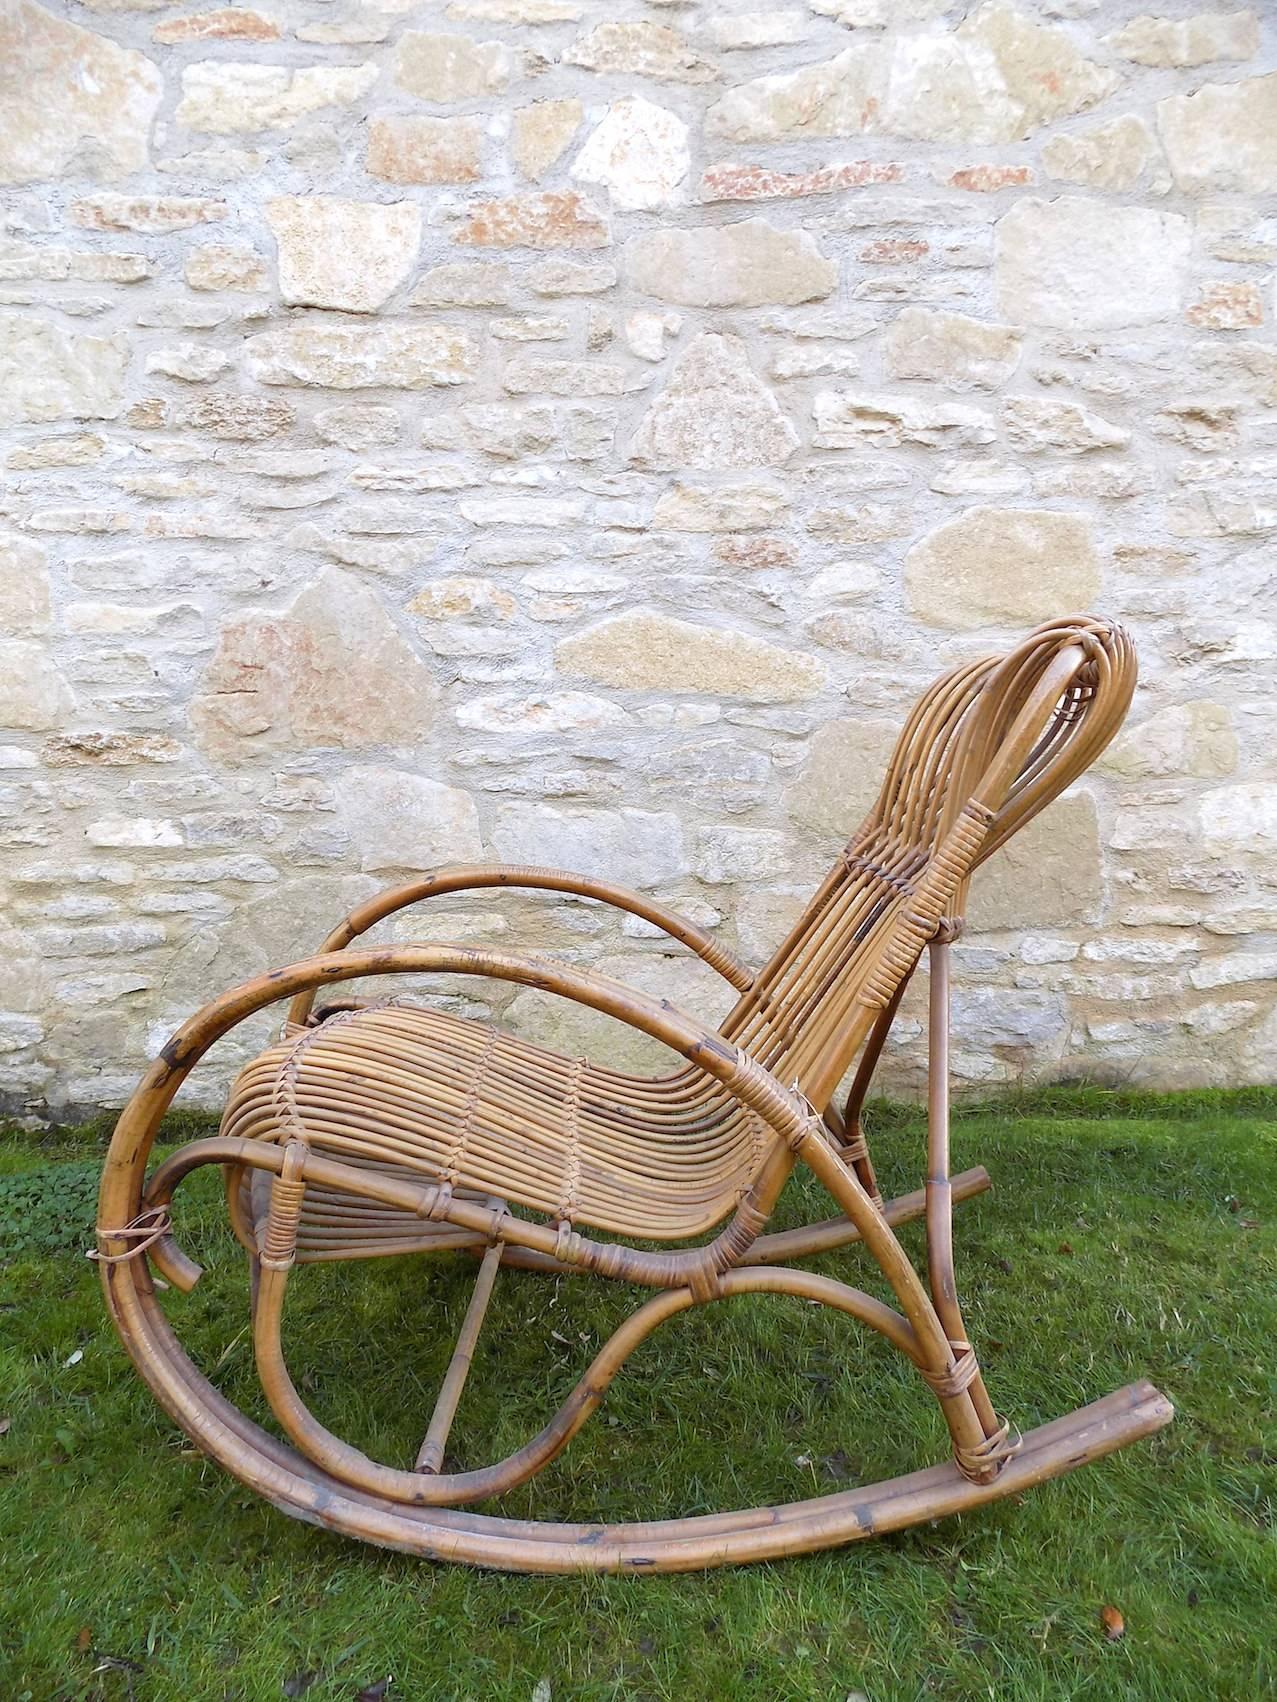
724;615;1137;1108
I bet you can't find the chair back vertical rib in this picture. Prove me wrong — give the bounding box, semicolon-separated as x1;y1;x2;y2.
724;616;1137;1110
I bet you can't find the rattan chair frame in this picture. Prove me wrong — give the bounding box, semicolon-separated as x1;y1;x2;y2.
97;615;1174;1571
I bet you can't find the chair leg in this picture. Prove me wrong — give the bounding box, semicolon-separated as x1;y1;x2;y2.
923;938;1011;1471
796;1128;1003;1480
836;970;913;1205
415;1238;503;1474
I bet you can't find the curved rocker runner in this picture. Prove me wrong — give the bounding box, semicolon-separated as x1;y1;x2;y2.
97;615;1174;1571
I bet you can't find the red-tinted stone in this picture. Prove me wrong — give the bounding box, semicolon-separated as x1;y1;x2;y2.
859;238;928;263
453;191;609;250
152;9;279;42
1186;281;1263;329
699;160;903;202
945;164;1034;192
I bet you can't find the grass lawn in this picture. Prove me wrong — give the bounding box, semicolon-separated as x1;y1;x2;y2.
1;1085;1274;1701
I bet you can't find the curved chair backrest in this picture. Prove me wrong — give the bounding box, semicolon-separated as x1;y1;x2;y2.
724;616;1137;1109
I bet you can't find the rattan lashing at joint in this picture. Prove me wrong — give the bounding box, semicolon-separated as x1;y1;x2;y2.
88;1204;173;1265
953;1417;1023;1484
920;1341;981;1401
260;1141;308;1269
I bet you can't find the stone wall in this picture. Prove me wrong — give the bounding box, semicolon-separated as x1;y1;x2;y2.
2;0;1275;1114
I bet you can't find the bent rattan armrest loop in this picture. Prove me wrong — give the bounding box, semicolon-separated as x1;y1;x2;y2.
105;943;817;1223
284;864;754;1029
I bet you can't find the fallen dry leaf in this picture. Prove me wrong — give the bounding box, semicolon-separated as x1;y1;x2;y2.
1100;1605;1125;1641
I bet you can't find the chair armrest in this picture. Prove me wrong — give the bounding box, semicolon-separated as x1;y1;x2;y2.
284;863;754;1029
102;944;817;1247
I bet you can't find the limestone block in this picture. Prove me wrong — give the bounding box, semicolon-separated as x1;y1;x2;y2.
191;569;439;756
625;218;836;307
513;100;583;180
558;610;825;701
177;62;378;133
631;334;797;470
905;507;1099;629
337;767;483;871
245;324;478;388
367;116;483;185
884;307;1023;390
571;97;689;211
393;32;512;101
453;191;609;249
0;1;162;184
266;197;422;312
565;21;719;83
491;802;688;888
995;197;1190;328
788;718;900;840
707;4;1116;144
1158;74;1277;194
1108;12;1258;68
0;315;127;426
968;796;1103;930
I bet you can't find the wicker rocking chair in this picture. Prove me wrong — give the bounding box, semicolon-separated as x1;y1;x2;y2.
97;614;1173;1571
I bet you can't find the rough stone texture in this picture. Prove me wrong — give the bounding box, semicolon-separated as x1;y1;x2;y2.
1041;115;1158;191
0;535;53;636
1002;396;1130;454
651;480;787;532
184;244;267;291
71;195;227;234
706;4;1117;145
393;32;512;102
558;611;825;701
367;116;484;186
630;334;797;470
813;390;995;450
789;718;900;839
701;160;903;201
491;803;688;889
967;798;1102;930
0;640;76;731
1101;701;1237;780
453;191;609;249
1108;12;1259;69
245;324;478;388
995;197;1191;328
571;98;690;212
513;100;583;181
1;0;162;184
0;316;128;426
1;0;1274;1108
152;9;280;44
905;508;1100;628
191;569;438;757
885;308;1023;390
266;197;422;311
176;62;378;133
1158;73;1277;194
1185;282;1263;330
565;21;720;84
337;767;483;871
625;218;835;306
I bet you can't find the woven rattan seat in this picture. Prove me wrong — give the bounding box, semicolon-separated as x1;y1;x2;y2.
97;614;1174;1572
227;1001;760;1247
